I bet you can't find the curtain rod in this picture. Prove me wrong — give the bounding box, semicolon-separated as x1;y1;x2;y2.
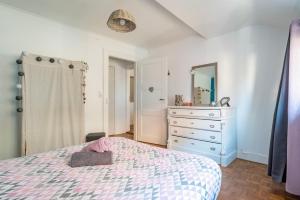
15;51;89;112
16;51;89;70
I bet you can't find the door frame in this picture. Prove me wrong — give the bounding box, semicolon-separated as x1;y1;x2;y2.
108;64;116;136
103;50;139;141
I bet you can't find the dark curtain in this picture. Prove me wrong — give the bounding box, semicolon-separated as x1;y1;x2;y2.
267;32;289;182
268;19;300;196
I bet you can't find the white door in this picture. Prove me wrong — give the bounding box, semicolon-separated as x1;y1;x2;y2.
137;57;168;145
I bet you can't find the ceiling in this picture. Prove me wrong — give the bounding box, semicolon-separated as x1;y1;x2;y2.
156;0;300;38
0;0;197;48
1;0;300;48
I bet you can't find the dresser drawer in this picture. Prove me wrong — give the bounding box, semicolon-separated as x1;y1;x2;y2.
169;108;221;118
169;136;221;163
169;126;221;143
169;117;221;131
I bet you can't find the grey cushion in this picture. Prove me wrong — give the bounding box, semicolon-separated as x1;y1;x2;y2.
70;151;112;168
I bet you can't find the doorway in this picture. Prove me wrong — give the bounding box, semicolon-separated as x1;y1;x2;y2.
108;57;136;140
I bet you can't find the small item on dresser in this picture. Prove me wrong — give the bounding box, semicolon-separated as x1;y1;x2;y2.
70;151;113;167
175;95;184;106
182;101;193;106
210;101;217;107
220;97;231;107
82;137;111;153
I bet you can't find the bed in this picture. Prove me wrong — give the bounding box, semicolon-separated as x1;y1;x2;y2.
0;137;221;200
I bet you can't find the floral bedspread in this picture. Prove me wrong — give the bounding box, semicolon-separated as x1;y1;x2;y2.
0;137;221;200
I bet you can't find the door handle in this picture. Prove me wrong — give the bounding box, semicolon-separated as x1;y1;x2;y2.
159;99;165;101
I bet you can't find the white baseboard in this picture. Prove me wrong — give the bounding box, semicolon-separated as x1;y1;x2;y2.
221;151;237;167
237;151;268;164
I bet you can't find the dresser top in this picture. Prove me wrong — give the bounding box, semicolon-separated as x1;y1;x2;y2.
168;106;233;110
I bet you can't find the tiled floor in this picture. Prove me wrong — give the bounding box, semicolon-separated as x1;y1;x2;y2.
111;134;299;200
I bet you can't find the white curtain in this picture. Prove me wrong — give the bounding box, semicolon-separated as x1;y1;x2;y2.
21;54;86;155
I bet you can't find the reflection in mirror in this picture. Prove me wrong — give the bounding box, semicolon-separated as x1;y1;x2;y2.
192;63;217;105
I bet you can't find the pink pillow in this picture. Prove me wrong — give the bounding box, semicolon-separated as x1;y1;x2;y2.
81;137;111;153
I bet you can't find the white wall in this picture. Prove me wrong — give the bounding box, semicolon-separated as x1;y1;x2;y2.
149;25;288;164
0;4;147;160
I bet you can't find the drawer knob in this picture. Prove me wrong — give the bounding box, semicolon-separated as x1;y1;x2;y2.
174;139;178;143
190;122;194;125
174;130;178;133
209;125;215;128
209;113;215;117
210;147;216;151
190;112;194;114
190;132;195;135
210;136;216;139
190;143;195;145
172;111;177;114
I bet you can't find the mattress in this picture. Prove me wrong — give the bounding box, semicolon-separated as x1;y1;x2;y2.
0;137;221;200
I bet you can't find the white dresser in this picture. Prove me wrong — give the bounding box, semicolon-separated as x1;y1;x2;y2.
167;106;236;167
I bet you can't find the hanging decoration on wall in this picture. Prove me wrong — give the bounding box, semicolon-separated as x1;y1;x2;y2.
15;53;89;114
16;59;23;112
18;71;24;76
36;56;42;62
81;62;88;104
148;86;154;93
107;9;136;33
49;58;55;63
16;59;22;65
175;95;184;106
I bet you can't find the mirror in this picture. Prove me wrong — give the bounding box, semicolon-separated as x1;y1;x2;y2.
192;62;217;105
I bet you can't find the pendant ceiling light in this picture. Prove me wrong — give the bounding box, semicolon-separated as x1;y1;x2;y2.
107;9;136;33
